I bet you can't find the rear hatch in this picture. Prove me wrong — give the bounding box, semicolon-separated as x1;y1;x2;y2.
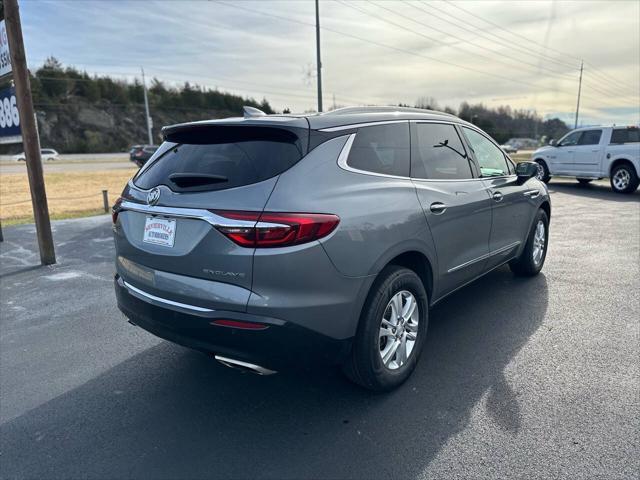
114;118;309;300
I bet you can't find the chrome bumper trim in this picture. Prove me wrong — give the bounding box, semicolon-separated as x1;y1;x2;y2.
122;279;214;313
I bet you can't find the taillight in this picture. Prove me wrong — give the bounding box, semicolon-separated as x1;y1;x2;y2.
212;210;339;248
112;197;123;224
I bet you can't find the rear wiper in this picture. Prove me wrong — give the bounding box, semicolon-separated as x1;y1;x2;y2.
168;173;228;188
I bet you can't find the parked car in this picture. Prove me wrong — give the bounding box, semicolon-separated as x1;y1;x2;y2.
501;144;518;154
129;144;159;167
12;148;59;162
112;106;551;391
532;125;640;193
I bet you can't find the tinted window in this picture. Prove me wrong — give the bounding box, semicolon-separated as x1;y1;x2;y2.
610;128;640;144
558;131;581;147
134;126;306;192
578;130;602;145
347;123;410;177
462;127;510;177
412;123;473;179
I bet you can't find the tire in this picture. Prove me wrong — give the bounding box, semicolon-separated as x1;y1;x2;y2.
534;160;551;183
610;163;639;194
343;265;429;391
509;209;549;277
577;178;593;185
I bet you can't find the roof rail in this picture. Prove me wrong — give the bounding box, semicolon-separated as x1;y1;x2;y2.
323;105;456;117
243;106;267;118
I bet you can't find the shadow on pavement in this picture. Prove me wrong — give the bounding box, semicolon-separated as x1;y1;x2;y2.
0;268;548;479
547;180;639;202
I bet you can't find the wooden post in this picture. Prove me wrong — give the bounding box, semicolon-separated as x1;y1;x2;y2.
102;190;109;213
4;0;55;264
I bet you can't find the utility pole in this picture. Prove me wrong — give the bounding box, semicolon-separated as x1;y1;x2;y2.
315;0;323;112
574;60;583;129
141;67;153;145
5;0;55;265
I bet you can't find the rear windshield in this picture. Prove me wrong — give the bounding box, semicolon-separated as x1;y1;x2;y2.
610;128;640;144
134;126;307;192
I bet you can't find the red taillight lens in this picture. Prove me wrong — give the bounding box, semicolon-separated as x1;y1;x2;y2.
112;197;123;224
213;210;339;248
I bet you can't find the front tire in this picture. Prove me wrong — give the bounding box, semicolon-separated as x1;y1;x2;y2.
343;265;428;391
534;160;551;183
610;164;639;194
510;209;549;276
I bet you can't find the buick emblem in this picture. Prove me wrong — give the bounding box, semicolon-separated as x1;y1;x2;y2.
147;187;161;206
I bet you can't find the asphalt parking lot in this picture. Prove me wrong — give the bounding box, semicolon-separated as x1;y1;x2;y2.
0;179;638;479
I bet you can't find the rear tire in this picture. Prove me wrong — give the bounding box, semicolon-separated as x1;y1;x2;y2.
510;209;549;277
343;265;428;392
534;160;551;183
610;164;639;194
577;178;593;185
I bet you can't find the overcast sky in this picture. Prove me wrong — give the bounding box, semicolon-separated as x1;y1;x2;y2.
21;0;640;126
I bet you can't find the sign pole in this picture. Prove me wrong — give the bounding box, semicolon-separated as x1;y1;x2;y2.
4;0;55;265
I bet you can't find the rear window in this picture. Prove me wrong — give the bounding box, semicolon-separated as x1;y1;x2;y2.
134;126;307;192
610;128;640;144
346;123;410;177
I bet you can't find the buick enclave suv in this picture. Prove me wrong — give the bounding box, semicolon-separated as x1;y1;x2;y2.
113;106;550;391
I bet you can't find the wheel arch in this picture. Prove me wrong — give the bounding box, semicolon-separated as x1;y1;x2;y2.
609;158;637;177
539;200;551;223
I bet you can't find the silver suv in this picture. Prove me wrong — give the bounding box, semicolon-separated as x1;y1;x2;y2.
113;106;550;391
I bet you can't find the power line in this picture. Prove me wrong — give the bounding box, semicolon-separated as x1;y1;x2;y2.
441;0;582;65
358;1;578;82
215;1;574;94
439;0;639;93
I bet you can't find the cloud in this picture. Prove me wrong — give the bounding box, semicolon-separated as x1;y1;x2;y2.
22;0;640;123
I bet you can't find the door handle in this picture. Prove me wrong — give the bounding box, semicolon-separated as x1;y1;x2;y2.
491;191;504;202
429;202;447;215
524;189;540;198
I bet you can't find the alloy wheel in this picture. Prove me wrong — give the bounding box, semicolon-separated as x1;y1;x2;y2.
613;169;630;191
378;290;419;370
532;220;546;266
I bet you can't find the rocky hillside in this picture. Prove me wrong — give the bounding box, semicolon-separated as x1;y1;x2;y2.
0;57;275;154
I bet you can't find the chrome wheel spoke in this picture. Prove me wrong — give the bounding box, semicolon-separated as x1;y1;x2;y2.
405;321;418;333
382;340;400;365
379;326;394;338
378;290;420;370
402;295;416;319
397;335;408;365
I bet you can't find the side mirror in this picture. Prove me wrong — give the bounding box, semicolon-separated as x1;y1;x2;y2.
549;139;557;146
516;161;538;184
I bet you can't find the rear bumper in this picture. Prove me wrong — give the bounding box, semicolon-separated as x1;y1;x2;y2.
115;275;352;371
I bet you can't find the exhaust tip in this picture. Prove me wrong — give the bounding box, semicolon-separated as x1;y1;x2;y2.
214;355;277;376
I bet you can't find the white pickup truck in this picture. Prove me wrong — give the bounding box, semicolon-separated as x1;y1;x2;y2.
531;125;640;193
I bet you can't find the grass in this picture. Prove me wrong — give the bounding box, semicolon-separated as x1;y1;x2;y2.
0;151;534;227
0;169;137;225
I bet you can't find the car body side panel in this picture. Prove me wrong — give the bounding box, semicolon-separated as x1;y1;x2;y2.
264;135;437;279
481;175;533;269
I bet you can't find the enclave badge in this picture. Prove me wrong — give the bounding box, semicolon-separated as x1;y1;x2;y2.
147;187;161;206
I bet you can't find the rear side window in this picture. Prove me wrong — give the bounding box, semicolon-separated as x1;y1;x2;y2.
578;130;602;145
411;123;473;180
134;126;306;192
610;128;640;144
347;123;410;177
